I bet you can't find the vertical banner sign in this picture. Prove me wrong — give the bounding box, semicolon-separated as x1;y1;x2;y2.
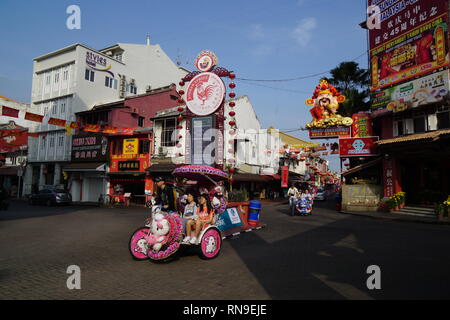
123;138;138;155
383;158;395;197
351;113;373;137
281;165;289;188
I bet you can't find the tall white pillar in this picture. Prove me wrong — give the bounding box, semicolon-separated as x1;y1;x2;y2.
54;163;61;185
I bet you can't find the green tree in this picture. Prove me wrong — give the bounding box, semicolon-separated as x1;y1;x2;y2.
324;62;370;117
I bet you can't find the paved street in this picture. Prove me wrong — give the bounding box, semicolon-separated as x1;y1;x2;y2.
1;199;450;300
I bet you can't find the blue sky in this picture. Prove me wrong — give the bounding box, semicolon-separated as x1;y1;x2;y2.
0;0;369;171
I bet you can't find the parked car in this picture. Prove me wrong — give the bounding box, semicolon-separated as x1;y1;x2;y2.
314;188;327;201
29;188;72;206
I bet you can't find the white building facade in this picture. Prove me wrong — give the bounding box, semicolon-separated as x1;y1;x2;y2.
24;41;187;195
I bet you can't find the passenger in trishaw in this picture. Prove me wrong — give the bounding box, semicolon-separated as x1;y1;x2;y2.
183;194;215;244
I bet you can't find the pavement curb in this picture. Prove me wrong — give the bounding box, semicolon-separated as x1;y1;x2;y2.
340;210;450;226
222;224;267;240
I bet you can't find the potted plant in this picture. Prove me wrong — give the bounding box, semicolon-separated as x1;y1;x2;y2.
398;192;406;209
386;197;397;213
436;203;445;220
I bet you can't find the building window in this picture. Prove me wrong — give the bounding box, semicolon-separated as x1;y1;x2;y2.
437;107;450;130
139;140;150;154
161;118;177;147
52;101;57;114
41;138;46;149
58;136;64;147
54;72;59;83
85;69;94;82
115;54;122;62
61;102;66;114
114;79;118;89
50;137;55;147
105;76;113;88
46;74;51;85
129;85;137;94
63;69;68;81
138;116;145;127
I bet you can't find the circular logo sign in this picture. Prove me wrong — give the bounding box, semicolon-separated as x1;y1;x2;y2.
195;50;218;72
185;72;225;116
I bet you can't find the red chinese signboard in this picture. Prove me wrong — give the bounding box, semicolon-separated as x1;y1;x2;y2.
369;0;449;91
352;113;373;137
339;137;379;157
368;0;448;49
309;126;351;139
383;158;395;197
281;165;289;188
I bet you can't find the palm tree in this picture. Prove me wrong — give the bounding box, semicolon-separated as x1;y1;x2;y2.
324;62;370;117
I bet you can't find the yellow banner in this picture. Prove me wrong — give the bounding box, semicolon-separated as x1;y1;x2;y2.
122;138;138;155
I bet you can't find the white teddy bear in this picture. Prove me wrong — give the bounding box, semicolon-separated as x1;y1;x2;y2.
145;213;170;252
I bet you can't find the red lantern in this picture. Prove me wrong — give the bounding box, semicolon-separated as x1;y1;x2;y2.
229;120;236;126
229;73;236;79
179;81;185;86
176;125;183;130
177;115;183;121
229;168;236;173
178;98;184;104
177;107;184;112
229;101;236;107
229;92;236;98
229;83;236;89
178;90;185;95
229;111;236;117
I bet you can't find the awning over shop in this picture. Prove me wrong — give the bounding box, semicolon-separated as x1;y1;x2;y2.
146;163;179;173
341;158;381;176
261;174;281;180
376;129;450;146
63;162;106;172
232;173;270;183
0;166;19;176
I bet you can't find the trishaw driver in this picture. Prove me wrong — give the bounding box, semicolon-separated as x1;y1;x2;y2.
154;177;176;212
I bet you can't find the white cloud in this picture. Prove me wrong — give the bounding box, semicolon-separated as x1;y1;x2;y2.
248;24;266;40
291;17;317;47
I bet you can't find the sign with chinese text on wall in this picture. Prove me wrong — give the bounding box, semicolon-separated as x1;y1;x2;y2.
71;134;108;162
368;0;448;49
370;12;449;91
118;160;140;171
371;69;450;111
281;165;289;188
352;113;373;137
339;137;379;157
309;126;351;139
122;138;138;155
383;158;395;197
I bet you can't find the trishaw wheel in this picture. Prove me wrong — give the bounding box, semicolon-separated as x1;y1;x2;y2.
129;227;150;260
199;227;222;260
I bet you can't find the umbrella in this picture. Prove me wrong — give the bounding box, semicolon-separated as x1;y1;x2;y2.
172;165;228;185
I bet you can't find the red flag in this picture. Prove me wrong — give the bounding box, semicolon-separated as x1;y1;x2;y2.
83;124;100;132
2;106;19;118
25;112;44;123
48;118;67;127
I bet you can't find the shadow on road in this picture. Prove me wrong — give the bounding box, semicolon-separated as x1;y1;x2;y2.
229;200;450;299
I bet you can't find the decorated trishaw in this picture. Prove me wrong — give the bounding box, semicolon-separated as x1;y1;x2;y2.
128;165;229;261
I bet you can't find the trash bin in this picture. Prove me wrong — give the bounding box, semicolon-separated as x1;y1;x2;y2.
248;200;262;228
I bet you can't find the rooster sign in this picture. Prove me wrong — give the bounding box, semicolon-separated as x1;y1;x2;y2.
185;72;225;116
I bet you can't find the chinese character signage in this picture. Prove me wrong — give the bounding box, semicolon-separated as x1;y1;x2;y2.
281;165;289;188
352;113;374;137
123;138;139;155
370;11;449;91
339;137;379;157
71;134;108;162
369;0;448;49
383;158;395;197
371;69;450;111
118;160;140;171
309;126;351;139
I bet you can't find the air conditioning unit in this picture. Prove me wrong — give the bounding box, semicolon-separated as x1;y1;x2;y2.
158;146;167;156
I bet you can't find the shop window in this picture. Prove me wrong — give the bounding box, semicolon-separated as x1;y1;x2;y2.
437;109;450;130
105;76;113;88
413;116;426;133
161;118;176;147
